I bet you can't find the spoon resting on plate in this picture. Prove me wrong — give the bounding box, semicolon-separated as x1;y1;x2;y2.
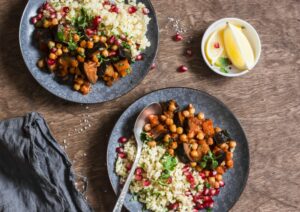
112;103;162;212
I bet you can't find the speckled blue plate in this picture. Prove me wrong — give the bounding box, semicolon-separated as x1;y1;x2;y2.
19;0;158;103
107;87;249;212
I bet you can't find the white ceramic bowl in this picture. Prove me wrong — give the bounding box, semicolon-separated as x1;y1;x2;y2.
201;18;261;77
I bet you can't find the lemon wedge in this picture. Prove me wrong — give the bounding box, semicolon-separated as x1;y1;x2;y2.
223;23;255;70
205;29;224;64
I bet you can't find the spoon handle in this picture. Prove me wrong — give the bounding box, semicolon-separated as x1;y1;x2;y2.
113;147;142;212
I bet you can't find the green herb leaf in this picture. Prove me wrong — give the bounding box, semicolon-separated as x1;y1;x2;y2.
220;67;229;73
200;161;207;168
160;170;170;179
68;41;78;51
161;154;178;171
121;42;131;49
140;132;153;143
205;182;211;189
212;160;218;169
57;31;65;42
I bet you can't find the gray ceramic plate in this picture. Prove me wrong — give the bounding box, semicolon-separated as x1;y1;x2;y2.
107;87;249;212
19;0;158;103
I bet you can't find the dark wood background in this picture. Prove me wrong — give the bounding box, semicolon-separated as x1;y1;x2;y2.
0;0;299;211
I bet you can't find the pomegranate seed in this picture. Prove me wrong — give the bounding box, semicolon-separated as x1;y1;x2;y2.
182;165;189;171
37;13;43;20
43;2;50;10
125;163;132;170
86;28;95;36
50;48;57;53
135;54;143;61
118;136;128;143
195;203;204;209
173;33;183;41
167;177;172;184
109;51;117;57
50;12;57;19
93;16;102;27
199;172;206;179
142;7;150;15
31;17;38;24
202;188;209;196
47;58;55;66
215;188;220;195
186;49;193;56
135;167;143;175
38;7;44;14
207;202;214;209
178;65;188;72
214;42;220;49
183;171;190;176
135;174;142;181
203;196;212;202
167;202;179;210
210;170;217;176
128;6;137;14
120;34;127;41
62;6;70;13
115;147;124;153
114;39;121;46
150;63;156;69
103;0;111;6
118;152;127;159
210;188;216;196
219;180;225;187
185;191;191;196
108;36;116;44
143;179;151;186
109;5;119;13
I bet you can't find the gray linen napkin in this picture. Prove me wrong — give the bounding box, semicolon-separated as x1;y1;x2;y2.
0;112;92;212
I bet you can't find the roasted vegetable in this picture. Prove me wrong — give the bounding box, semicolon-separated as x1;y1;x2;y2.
202;119;215;136
113;59;131;77
213;130;231;145
184;117;202;135
83;61;98;84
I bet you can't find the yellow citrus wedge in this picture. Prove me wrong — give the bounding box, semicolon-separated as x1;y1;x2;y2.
223;23;255;70
205;29;224;64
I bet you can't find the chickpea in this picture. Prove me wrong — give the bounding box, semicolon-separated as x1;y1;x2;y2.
207;137;214;145
75;78;84;85
80;40;87;48
214;181;220;189
197;112;205;120
216;174;223;182
170;142;178;149
190;162;197;167
51;18;58;25
77;47;85;55
170;124;177;133
102;49;109;57
49;53;57;60
196;166;202;172
92;55;99;63
70;59;79;67
176;127;183;134
187;131;195;139
229;141;237;149
37;59;44;68
226;152;233;161
220;143;229;151
160;115;167;121
77;55;85;63
189;139;196;144
144;123;151;132
147;141;156;148
188;107;195;115
163;134;171;142
111;45;118;51
165;118;173;126
56;48;63;56
204;170;210;177
226;160;234;168
43;20;50;28
62;46;69;53
56;43;62;49
208;177;216;185
215;127;222;133
99;36;107;43
182;110;190;117
168;103;177;112
216;166;224;174
87;41;94;49
168;149;174;156
80;84;90;95
73;34;80;42
179;134;188;142
190;150;199;158
196;131;204;140
191;143;198;150
93;35;100;43
73;83;80;91
48;41;55;49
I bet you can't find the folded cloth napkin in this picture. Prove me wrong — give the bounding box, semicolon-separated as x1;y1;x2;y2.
0;112;92;212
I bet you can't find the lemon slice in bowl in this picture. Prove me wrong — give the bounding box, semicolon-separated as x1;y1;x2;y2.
223;23;255;70
205;29;225;64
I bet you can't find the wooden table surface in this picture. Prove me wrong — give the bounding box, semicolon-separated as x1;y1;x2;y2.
0;0;299;211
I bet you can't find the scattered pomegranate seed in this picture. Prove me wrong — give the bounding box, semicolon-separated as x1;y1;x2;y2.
173;33;183;41
38;7;44;14
62;6;70;13
178;65;188;72
128;6;137;14
203;196;212;202
118;136;128;143
186;49;193;56
103;1;111;6
125;163;132;170
199;172;206;179
210;170;217;176
214;42;220;49
37;13;43;20
142;7;150;15
210;188;216;196
86;28;95;36
93;16;102;27
167;177;172;184
47;58;55;66
206;202;214;209
195;203;204;210
202;188;209;196
31;17;38;24
219;180;225;187
109;5;119;13
43;2;50;10
120;34;127;41
50;12;57;19
118;152;127;159
135;167;143;175
143;179;151;186
114;39;121;46
109;51;117;57
168;202;179;210
215;188;220;195
150;63;156;69
115;147;124;153
135;174;142;181
108;36;116;44
135;54;143;61
50;48;57;53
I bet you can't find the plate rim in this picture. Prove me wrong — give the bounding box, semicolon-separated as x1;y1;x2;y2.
107;86;250;211
19;0;159;104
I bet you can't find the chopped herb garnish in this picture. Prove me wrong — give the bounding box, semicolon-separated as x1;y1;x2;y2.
57;31;65;42
216;57;231;73
198;151;219;170
68;40;78;51
125;68;131;74
205;182;211;189
122;42;131;49
73;8;92;29
161;154;177;171
140;131;153;143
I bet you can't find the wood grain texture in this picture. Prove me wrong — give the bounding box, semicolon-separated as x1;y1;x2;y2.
0;0;299;211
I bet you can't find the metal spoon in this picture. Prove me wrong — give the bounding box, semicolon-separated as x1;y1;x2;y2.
112;103;162;212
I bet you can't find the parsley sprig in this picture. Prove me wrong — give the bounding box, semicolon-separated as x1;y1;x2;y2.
199;151;219;170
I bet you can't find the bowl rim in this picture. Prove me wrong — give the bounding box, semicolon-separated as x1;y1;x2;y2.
201;17;261;77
